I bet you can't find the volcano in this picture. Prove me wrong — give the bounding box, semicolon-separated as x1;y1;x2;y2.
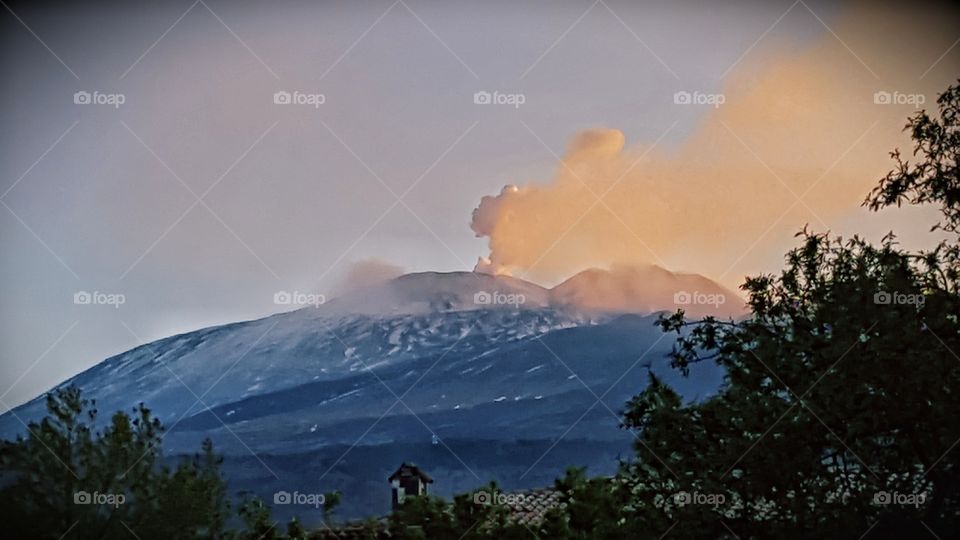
0;266;735;522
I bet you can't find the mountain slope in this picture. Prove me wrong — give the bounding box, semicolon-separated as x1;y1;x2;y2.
329;271;552;314
0;269;730;521
551;264;745;318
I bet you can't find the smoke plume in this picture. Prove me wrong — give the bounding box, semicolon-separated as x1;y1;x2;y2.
336;259;406;293
470;1;959;285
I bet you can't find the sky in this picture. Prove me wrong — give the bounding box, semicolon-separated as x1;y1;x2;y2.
1;0;958;409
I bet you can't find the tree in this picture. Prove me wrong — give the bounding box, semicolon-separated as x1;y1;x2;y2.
386;481;538;540
0;386;231;539
867;81;960;270
387;494;456;539
237;496;278;539
604;82;960;538
321;489;341;524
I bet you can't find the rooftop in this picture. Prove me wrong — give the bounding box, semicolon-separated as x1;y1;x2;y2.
387;462;434;483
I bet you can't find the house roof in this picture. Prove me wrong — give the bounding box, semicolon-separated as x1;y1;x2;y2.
387;462;434;483
501;487;565;525
313;519;388;539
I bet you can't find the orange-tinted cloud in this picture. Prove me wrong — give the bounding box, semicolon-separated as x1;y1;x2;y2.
471;0;959;286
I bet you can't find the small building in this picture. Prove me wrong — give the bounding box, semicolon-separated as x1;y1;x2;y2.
388;462;433;510
316;464;566;537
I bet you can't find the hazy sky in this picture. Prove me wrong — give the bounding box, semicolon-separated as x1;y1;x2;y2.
1;0;957;408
